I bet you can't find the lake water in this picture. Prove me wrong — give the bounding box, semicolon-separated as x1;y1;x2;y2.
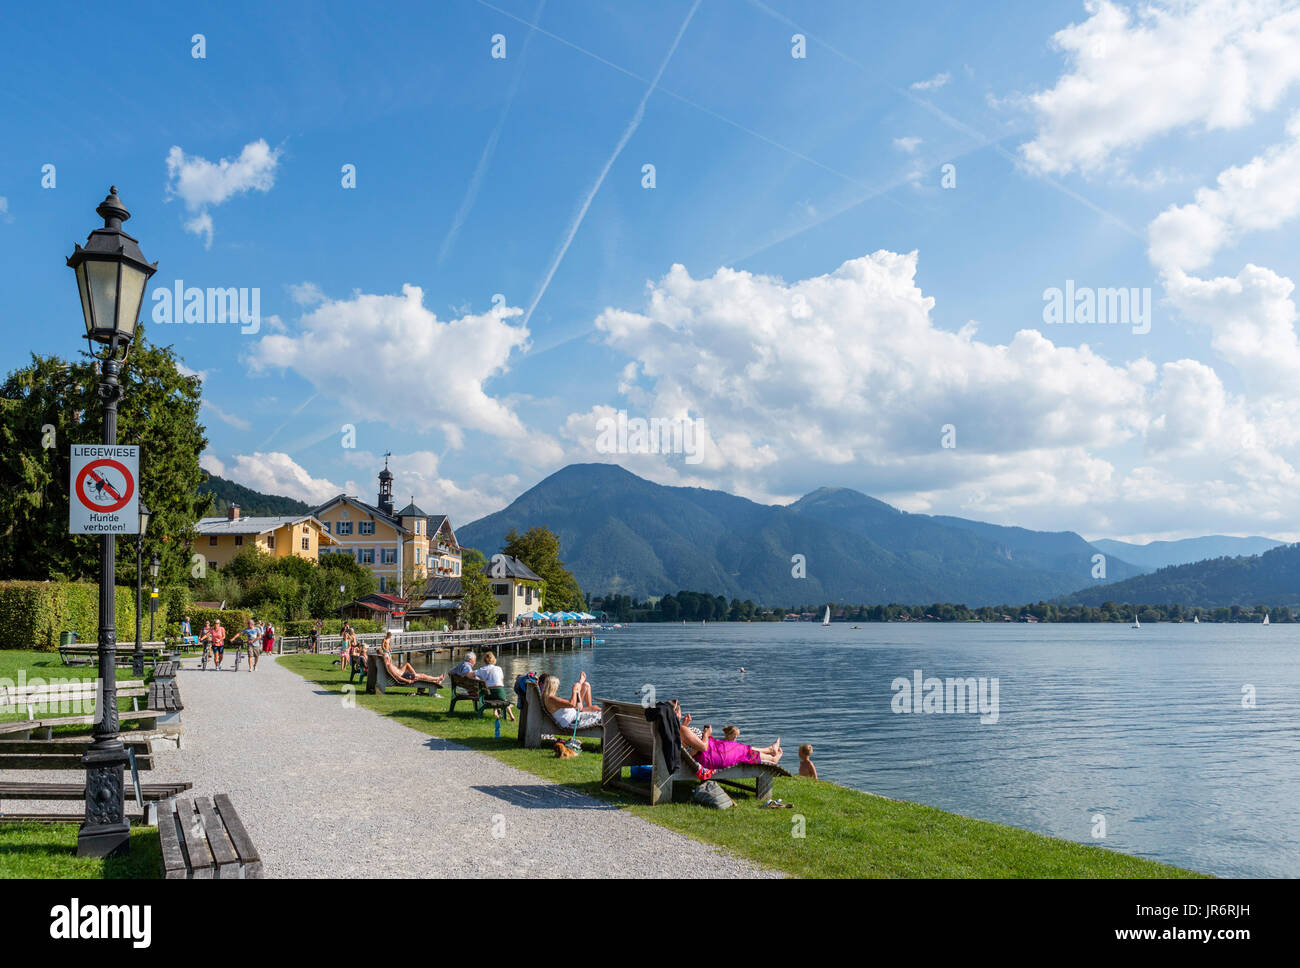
415;622;1300;877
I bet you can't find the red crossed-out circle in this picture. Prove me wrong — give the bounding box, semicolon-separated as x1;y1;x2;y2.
75;458;135;514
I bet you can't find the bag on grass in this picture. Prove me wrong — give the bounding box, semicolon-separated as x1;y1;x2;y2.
692;780;734;810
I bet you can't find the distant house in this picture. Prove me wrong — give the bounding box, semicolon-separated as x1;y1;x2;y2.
406;576;464;627
195;505;338;572
485;555;544;625
342;592;408;630
313;459;462;596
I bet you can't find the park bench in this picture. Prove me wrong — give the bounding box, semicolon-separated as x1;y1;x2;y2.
59;642;166;668
0;679;166;740
0;737;192;824
520;680;602;749
598;698;790;805
448;672;511;717
158;794;262;879
365;654;439;696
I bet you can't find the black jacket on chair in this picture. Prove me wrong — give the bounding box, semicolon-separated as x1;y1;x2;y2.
645;703;682;774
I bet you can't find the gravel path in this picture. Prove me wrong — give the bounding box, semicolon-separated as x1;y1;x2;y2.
136;654;778;878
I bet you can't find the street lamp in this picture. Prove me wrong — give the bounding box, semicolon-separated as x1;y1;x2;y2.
68;186;157;859
132;502;151;676
339;583;346;625
149;552;161;644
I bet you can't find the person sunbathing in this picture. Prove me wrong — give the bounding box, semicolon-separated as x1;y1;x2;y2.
539;672;601;729
673;700;782;768
379;639;443;687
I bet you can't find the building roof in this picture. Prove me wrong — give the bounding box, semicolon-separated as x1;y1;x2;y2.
314;494;406;532
419;576;463;599
484;555;543;582
397;501;428;519
195;514;336;542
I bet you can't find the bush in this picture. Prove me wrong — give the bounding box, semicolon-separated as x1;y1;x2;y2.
0;581;167;650
186;607;254;641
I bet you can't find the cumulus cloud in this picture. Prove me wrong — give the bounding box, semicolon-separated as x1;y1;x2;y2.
892;136;923;153
337;449;521;526
245;285;552;452
165;139;281;247
1021;0;1300;174
203;451;342;506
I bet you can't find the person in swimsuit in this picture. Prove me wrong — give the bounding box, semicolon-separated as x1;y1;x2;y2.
674;700;782;767
539;672;601;730
378;635;443;687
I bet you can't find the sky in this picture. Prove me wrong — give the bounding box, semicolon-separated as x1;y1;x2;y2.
4;0;1300;543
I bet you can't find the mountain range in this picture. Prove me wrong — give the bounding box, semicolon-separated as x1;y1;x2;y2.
457;464;1146;606
198;473;311;518
1088;535;1283;570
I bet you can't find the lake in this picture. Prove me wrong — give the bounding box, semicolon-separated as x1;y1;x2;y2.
415;621;1300;877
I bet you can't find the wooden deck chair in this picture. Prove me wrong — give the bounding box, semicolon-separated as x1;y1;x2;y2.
598;697;790;805
520;680;603;749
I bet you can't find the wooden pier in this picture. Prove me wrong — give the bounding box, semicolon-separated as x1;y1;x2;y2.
274;626;597;662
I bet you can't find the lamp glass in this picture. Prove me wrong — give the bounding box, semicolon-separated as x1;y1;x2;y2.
117;262;147;338
150;555;160;579
75;263;93;339
139;506;151;537
86;260;119;341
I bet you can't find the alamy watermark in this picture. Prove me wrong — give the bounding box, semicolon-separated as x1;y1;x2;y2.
595;410;705;464
151;281;260;334
891;668;999;724
1042;280;1150;335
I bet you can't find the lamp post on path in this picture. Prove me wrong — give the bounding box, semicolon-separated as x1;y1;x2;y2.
68;186;157;857
133;502;151;676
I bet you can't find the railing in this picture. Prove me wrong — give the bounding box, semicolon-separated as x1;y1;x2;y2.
272;625;596;655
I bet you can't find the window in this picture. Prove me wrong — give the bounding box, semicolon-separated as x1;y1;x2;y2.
266;535;275;549
415;549;421;564
208;536;217;546
208;560;216;572
517;585;524;597
379;577;387;592
360;549;375;564
301;537;309;550
359;521;375;535
336;522;353;536
525;587;532;605
234;535;243;546
383;548;397;564
493;584;508;596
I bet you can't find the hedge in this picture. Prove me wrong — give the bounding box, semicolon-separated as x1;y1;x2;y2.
185;608;254;642
0;581;170;651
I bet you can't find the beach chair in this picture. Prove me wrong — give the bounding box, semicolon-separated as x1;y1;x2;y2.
369;654;438;696
520;680;603;749
598;698;790;805
448;673;512;717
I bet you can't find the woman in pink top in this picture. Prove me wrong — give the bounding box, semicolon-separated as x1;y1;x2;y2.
672;700;782;769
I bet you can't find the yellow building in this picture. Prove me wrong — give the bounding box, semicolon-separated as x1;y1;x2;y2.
313;460;463;596
195;506;339;571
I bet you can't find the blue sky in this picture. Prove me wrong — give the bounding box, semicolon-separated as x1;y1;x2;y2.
5;0;1300;541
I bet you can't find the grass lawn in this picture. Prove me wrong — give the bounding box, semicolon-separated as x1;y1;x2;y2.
0;649;158;728
0;823;161;879
279;653;1204;879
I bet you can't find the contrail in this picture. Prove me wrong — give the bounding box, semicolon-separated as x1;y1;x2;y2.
520;0;702;330
440;0;547;266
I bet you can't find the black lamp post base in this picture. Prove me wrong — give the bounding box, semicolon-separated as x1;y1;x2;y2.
77;753;131;858
132;654;145;677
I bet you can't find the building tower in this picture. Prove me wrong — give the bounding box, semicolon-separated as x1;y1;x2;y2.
377;451;394;516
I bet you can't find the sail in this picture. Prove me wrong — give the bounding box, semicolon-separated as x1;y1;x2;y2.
822;606;831;626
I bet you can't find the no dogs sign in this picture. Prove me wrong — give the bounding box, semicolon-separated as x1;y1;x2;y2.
69;445;139;534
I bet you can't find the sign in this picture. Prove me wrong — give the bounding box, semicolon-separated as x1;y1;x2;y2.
69;445;139;535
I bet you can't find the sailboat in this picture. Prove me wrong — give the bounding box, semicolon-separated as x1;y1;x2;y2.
1263;612;1270;626
1193;614;1200;624
822;606;831;627
1131;614;1141;630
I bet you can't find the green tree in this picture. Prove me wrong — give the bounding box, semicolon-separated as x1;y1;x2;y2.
500;526;583;611
0;333;208;585
458;548;497;629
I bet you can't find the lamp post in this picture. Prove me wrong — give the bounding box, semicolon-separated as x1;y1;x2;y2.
149;553;160;643
133;502;151;676
339;583;346;624
68;186;157;858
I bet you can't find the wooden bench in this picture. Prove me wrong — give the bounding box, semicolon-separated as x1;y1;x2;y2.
0;679;166;739
520;680;602;749
158;794;262;879
599;698;790;805
59;643;166;667
448;673;511;717
0;737;192;824
365;654;439;696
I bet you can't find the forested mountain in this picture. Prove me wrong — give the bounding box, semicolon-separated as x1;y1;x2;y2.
198;473;311;518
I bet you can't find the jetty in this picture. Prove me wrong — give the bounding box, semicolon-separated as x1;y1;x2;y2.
274;626;597;664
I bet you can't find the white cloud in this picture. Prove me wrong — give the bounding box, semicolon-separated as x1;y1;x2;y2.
0;196;10;222
338;449;520;527
245;285;549;449
288;282;325;306
893;136;923;153
206;452;342;506
911;72;950;91
1021;0;1300;174
202;400;251;431
165;139;281;248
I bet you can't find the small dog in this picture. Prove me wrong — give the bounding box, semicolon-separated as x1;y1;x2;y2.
554;742;579;759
